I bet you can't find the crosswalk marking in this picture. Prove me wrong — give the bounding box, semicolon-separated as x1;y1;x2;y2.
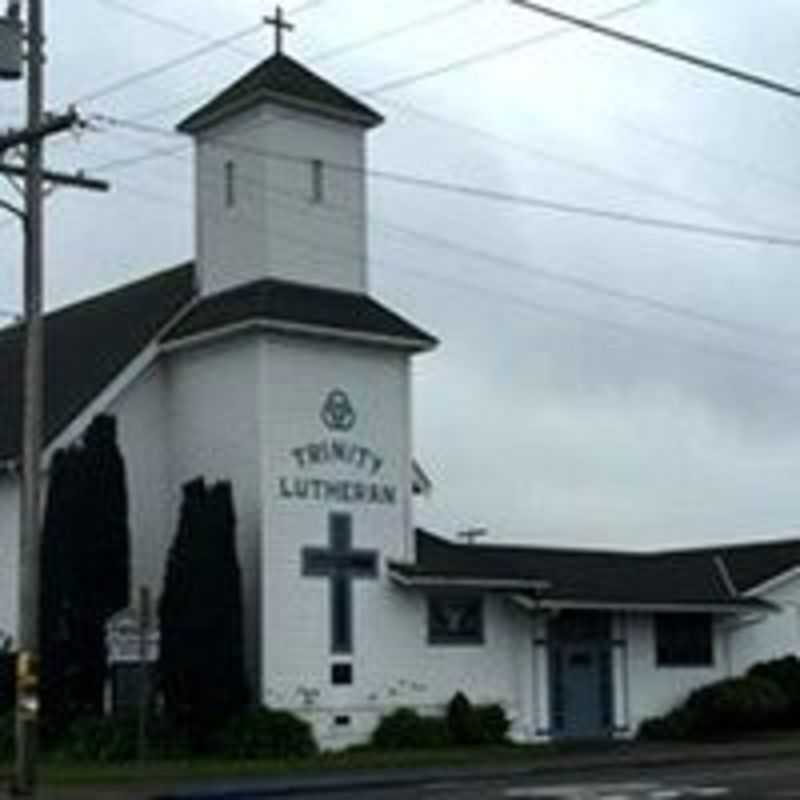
504;783;731;800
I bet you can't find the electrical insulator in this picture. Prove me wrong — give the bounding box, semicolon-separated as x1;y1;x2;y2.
0;13;23;81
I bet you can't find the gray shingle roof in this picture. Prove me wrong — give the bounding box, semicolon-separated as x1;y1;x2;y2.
389;530;779;610
0;263;196;463
0;263;435;463
177;53;383;133
161;276;437;350
660;539;800;594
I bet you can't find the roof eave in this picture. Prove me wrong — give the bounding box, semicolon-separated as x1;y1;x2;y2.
177;89;383;135
161;317;437;355
388;565;551;593
388;566;771;614
744;564;800;598
528;597;773;615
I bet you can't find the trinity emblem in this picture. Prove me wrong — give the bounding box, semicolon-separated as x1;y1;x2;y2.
321;389;356;432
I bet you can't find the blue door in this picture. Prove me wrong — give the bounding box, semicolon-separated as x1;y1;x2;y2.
548;612;613;739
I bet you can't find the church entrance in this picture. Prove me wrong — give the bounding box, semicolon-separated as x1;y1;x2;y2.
548;611;612;739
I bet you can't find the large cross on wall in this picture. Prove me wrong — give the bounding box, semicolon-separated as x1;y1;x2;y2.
302;513;378;654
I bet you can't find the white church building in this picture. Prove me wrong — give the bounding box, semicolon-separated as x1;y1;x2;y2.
2;40;800;749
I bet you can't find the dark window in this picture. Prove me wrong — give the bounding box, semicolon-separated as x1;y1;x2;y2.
224;160;236;208
655;613;714;667
311;158;324;203
331;662;352;685
428;594;484;645
334;714;351;726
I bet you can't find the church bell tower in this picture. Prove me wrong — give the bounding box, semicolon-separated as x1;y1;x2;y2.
177;8;384;297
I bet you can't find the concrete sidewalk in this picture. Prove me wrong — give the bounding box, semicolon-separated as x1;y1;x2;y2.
34;736;800;800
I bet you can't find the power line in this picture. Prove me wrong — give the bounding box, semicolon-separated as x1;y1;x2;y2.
82;0;655;125
509;0;800;101
365;0;656;95
91;0;491;124
74;22;265;106
375;96;791;234
77;0;795;239
602;108;800;199
102;89;786;241
73;1;326;110
95;113;800;250
93;0;241;46
398;266;800;380
80;0;800;228
310;0;485;63
99;170;800;381
95;144;800;349
92;0;322;52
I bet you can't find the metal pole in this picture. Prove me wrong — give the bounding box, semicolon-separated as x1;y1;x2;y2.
16;0;44;792
137;586;151;765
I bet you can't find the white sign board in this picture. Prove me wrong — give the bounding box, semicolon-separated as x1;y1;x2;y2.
106;607;159;664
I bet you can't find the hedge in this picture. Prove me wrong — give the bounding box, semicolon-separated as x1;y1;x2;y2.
371;693;510;750
639;673;790;740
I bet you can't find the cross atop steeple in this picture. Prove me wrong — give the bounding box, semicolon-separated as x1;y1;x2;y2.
264;5;295;55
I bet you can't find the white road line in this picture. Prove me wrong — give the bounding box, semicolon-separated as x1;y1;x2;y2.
505;783;659;799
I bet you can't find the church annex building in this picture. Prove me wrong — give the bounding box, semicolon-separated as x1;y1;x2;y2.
2;44;800;749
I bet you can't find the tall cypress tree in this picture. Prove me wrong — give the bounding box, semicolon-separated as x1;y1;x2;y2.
73;415;131;715
206;481;247;716
159;478;247;747
40;446;82;734
39;414;131;732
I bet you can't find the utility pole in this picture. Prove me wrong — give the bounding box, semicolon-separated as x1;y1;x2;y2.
0;1;108;794
15;0;44;792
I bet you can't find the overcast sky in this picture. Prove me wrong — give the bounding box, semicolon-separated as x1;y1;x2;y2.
2;0;800;551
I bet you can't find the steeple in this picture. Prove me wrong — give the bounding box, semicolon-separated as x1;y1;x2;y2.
178;21;383;297
177;54;383;135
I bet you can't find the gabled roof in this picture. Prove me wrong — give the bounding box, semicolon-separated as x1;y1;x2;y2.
0;263;196;463
388;530;771;611
0;263;435;464
161;276;437;351
177;53;384;134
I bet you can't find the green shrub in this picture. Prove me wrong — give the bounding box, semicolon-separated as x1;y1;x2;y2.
638;707;698;741
0;712;14;762
639;675;790;741
214;707;317;760
685;676;789;736
57;716;139;762
749;656;800;723
370;708;450;750
371;696;510;751
446;692;481;746
473;703;510;744
51;714;192;762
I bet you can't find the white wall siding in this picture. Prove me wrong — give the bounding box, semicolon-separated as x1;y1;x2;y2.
163;334;264;694
624;612;729;734
729;578;800;674
258;335;527;747
196;106;367;297
106;363;171;606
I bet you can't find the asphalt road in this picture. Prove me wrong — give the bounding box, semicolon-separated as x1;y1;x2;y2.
284;758;800;800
